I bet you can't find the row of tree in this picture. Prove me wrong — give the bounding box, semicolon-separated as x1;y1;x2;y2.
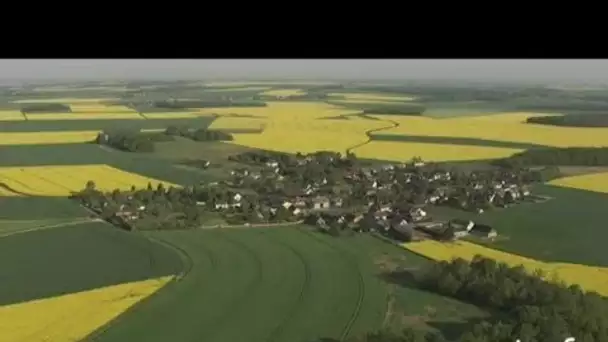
152;99;266;109
165;125;233;141
496;147;608;167
21;103;71;113
95;126;233;152
527;114;608;127
418;256;608;341
95;130;167;152
316;256;608;341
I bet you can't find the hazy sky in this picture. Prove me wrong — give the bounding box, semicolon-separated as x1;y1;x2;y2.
1;59;607;82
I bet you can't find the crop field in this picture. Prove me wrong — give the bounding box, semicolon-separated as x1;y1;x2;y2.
0;117;215;133
0;164;177;196
203;86;271;92
207;116;267;130
69;104;138;113
230;117;392;155
92;227;484;342
0;276;172;342
0;131;100;145
0;222;182;342
31;86;127;92
139;112;200;119
204;81;334;87
437;184;608;268
26;112;143;120
328;92;417;102
370;113;608;147
11;98;119;104
197;101;360;120
352;141;523;162
548;171;608;194
260;88;306;97
403;240;608;296
0;110;25;121
4;83;608;341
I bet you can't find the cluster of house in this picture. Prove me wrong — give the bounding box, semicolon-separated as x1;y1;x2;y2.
76;151;542;240
309;206;498;241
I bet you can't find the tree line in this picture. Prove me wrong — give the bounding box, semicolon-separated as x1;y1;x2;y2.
315;256;608;342
21;103;71;113
165;125;233;141
153;99;266;109
496;147;608;167
95;126;233;152
526;114;608;128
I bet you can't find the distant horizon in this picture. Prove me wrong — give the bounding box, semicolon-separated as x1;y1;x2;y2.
0;60;607;84
3;78;608;88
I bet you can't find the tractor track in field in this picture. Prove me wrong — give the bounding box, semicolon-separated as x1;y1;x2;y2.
199;231;265;342
82;222;199;342
298;227;365;341
259;230;312;342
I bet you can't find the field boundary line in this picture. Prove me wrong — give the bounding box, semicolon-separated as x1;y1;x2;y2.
345;118;399;155
0;218;98;239
260;230;312;342
81;230;195;342
298;227;365;341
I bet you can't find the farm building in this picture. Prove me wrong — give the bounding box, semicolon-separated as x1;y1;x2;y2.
469;223;498;239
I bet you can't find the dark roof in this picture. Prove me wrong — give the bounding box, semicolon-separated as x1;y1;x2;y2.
471;223;493;233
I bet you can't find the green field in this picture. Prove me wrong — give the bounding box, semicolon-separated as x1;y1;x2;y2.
0;222;182;306
2;80;608;341
90;227;484;342
427;184;608;267
369;133;547;149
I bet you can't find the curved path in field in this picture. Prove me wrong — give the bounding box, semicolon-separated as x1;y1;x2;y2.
90;227;389;342
345;116;399;156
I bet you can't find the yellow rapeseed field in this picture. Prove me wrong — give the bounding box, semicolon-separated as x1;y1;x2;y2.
0;131;99;145
230;117;390;155
0;187;21;197
328;92;417;102
25;113;142;120
0;164;177;196
197;101;359;120
372;113;608;147
69;104;137;113
352;141;522;162
0;276;173;342
403;240;608;297
447;112;560;123
548;172;608;194
139;112;200;119
260;89;306;97
207;117;267;130
11;98;119;104
0;110;25;121
330;99;413;105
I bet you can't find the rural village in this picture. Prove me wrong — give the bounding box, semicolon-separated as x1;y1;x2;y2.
72;140;551;243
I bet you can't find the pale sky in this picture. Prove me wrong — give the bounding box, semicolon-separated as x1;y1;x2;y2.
0;59;606;82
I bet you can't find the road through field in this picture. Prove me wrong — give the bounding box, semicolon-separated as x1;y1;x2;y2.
90;227;388;342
